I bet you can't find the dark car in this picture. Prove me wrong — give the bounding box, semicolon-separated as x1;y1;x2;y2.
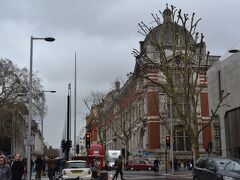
193;157;240;180
126;159;154;171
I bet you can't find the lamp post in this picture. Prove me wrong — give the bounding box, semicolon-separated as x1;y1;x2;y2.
27;36;55;180
40;90;56;154
229;49;240;53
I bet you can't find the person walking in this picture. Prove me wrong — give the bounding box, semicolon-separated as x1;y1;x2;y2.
35;156;44;180
0;154;12;180
42;157;46;176
153;157;160;175
112;155;124;180
46;154;56;180
11;153;24;180
91;158;101;180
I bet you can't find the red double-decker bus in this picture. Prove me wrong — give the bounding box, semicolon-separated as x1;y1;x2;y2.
72;143;105;169
87;143;105;169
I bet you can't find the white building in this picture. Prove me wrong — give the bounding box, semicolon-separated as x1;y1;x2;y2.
208;51;240;158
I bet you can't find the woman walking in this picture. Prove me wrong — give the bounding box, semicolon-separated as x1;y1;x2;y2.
11;153;24;180
0;154;12;180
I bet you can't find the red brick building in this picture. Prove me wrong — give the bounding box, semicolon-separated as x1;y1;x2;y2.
86;6;219;162
86;105;103;144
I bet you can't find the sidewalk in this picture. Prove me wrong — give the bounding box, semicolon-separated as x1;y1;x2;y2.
30;172;56;180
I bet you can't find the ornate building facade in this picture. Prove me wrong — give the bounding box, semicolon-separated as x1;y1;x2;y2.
86;6;220;163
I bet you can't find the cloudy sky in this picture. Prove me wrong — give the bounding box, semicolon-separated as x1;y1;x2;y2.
1;0;240;148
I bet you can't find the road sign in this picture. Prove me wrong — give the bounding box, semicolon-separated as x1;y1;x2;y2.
24;136;35;145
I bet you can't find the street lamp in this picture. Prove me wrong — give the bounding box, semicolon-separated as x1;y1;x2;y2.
40;90;56;154
27;36;55;180
228;49;240;53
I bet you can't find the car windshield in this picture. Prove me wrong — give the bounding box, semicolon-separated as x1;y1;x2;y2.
66;161;88;168
223;160;240;171
214;159;231;170
214;159;240;171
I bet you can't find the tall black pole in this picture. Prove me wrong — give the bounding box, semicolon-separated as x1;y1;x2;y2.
65;83;71;161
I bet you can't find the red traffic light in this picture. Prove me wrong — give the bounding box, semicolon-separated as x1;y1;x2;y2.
86;133;91;149
166;135;170;149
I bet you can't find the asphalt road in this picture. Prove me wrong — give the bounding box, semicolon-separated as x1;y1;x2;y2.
32;170;193;180
108;170;192;180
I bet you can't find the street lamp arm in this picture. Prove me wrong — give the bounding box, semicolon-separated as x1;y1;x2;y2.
43;90;56;93
229;49;240;53
32;37;55;42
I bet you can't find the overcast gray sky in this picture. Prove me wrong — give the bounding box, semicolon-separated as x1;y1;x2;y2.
1;0;240;148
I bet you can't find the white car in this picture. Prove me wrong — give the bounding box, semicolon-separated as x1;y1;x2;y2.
61;160;92;180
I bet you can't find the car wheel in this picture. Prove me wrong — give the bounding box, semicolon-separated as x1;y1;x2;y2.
131;167;134;171
148;167;152;171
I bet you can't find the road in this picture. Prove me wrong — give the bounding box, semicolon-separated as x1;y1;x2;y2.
32;170;192;180
108;170;193;180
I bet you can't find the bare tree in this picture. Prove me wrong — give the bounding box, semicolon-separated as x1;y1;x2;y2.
85;91;106;145
131;5;228;163
109;104;139;164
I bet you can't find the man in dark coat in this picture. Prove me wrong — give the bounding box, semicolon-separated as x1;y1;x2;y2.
46;154;56;180
35;156;44;179
112;155;124;180
11;153;24;180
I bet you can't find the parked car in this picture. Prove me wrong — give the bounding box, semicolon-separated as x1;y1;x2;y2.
126;159;154;171
193;157;240;180
61;160;92;180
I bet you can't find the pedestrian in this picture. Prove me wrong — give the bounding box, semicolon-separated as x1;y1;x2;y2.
91;158;101;180
0;154;12;180
42;157;46;176
35;156;44;180
11;153;24;180
22;157;34;179
46;154;56;180
112;158;119;179
153;157;160;174
112;155;124;180
173;157;178;171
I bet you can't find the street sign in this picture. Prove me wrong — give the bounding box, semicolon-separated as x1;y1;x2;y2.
24;136;35;145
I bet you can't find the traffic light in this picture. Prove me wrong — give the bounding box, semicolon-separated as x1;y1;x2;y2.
64;140;72;150
61;139;66;152
85;133;91;149
166;135;170;149
76;144;80;154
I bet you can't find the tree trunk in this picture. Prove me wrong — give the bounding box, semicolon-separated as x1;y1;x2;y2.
124;139;130;170
192;137;200;165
